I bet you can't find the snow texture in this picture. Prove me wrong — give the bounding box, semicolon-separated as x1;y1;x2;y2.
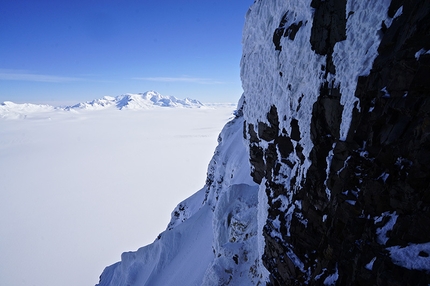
242;0;322;189
333;0;392;140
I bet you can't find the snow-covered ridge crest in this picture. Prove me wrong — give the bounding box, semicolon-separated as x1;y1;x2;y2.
0;91;204;119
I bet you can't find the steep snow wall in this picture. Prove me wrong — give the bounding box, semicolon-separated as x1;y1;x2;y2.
98;0;430;285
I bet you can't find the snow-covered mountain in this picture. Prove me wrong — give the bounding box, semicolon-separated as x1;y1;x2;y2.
0;101;56;119
0;91;204;119
98;0;430;285
67;91;204;110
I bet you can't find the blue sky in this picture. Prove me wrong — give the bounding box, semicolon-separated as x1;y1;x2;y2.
0;0;253;104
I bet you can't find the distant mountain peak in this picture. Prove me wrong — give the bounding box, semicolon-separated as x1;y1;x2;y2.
67;91;204;110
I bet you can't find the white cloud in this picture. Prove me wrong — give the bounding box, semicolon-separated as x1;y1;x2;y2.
133;76;224;84
0;69;82;83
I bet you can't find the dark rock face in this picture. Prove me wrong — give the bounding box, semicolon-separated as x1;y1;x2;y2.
245;0;430;285
273;11;305;51
310;0;347;74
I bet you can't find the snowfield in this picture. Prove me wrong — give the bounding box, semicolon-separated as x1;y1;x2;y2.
0;96;236;286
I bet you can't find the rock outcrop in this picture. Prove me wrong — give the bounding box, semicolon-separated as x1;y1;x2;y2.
242;0;430;284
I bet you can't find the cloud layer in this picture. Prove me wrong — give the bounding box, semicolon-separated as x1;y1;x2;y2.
133;76;224;85
0;70;82;83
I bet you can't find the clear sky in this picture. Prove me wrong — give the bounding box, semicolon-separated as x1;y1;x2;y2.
0;0;253;105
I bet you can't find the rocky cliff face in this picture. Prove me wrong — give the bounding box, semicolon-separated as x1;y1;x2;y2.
97;0;430;285
242;0;430;284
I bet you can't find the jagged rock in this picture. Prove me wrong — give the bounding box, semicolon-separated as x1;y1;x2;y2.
243;0;430;284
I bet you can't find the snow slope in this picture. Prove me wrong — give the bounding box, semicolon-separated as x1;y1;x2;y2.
97;110;265;285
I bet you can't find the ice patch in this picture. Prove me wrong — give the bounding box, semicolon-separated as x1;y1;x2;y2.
387;242;430;272
384;6;403;28
415;49;430;60
346;200;356;206
365;257;377;271
257;179;271;283
374;211;398;245
377;172;390;183
333;1;392;140
323;265;339;285
381;86;390;98
324;143;336;200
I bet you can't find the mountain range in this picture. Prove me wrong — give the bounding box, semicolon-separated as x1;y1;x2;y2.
0;91;204;119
